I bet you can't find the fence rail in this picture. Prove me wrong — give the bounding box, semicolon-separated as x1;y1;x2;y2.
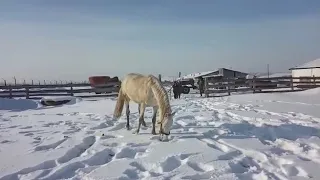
0;83;91;90
0;82;120;99
204;76;320;97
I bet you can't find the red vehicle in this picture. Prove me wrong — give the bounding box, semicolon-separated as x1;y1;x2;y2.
88;76;120;94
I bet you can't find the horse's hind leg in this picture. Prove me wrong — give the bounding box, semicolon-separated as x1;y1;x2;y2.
125;101;131;130
151;107;158;135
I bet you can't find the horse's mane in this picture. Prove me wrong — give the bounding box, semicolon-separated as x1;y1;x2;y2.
148;75;171;122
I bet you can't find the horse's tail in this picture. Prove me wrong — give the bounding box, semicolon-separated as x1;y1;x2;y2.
113;87;125;119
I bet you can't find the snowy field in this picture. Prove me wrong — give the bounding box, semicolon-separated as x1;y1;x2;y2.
1;88;320;180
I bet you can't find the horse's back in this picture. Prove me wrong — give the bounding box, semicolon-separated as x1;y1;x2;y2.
121;73;157;105
122;73;149;89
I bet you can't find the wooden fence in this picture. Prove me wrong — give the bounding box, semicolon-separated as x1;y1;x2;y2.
204;76;320;97
0;82;120;99
4;76;318;100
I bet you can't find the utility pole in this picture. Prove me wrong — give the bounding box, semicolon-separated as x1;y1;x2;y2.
267;64;270;78
13;77;16;85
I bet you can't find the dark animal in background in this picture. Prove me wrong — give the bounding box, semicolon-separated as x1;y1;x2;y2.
197;77;205;97
172;81;182;99
172;81;179;99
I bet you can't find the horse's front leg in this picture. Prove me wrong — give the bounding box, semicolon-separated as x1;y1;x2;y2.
125;101;131;130
138;104;147;127
151;107;157;135
135;103;146;134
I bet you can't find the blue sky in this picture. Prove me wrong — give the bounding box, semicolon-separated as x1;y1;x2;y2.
0;0;320;82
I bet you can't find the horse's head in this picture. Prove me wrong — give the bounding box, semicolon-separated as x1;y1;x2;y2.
159;111;176;141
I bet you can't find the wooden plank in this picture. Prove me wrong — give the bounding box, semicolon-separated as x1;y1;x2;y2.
0;92;119;98
0;94;26;98
296;84;320;89
0;83;91;90
0;86;117;94
76;93;118;98
25;93;118;100
206;76;320;84
206;87;253;94
203;76;320;98
253;89;305;93
204;77;209;97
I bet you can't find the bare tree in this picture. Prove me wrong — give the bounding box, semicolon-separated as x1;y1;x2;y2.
2;78;6;86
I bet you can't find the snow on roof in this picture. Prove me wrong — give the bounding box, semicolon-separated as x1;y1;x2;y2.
258;72;291;78
290;58;320;70
178;70;216;80
159;76;176;82
177;68;248;80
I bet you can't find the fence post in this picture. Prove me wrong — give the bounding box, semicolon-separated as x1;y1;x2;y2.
313;75;316;88
290;77;294;91
70;83;74;96
25;87;30;99
227;78;231;96
204;77;209;97
9;85;12;99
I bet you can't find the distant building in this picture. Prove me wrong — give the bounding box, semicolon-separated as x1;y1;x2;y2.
289;58;320;83
181;68;248;80
203;68;248;79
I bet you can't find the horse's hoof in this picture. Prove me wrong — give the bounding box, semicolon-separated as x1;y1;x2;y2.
126;126;131;130
159;135;169;142
152;131;157;135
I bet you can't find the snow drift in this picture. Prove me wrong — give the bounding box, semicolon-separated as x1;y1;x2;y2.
1;90;320;179
40;96;82;106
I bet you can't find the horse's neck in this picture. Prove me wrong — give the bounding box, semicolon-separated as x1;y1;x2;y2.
159;91;171;114
148;75;171;116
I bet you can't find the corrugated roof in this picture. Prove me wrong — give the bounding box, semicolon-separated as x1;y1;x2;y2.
290;58;320;70
178;70;217;80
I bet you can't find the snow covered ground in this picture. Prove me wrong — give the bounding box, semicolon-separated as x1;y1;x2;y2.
1;89;320;180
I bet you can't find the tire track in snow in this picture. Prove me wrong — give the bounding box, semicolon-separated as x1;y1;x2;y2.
201;98;320;125
34;138;68;152
217;138;312;179
0;135;97;180
183;97;315;179
57;136;96;164
119;153;196;180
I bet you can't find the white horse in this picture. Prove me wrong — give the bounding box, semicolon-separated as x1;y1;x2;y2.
113;73;175;141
